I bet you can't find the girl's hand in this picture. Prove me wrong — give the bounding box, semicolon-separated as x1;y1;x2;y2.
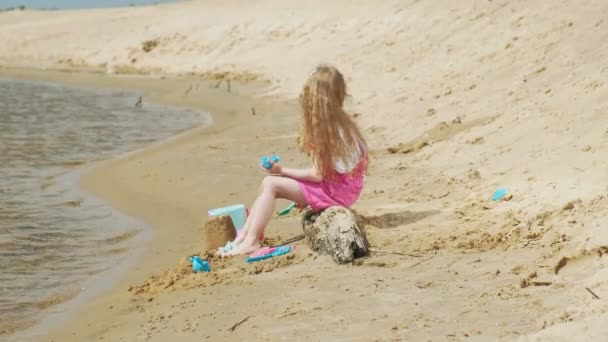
263;162;282;175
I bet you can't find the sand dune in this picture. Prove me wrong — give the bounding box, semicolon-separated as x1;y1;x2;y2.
1;0;608;340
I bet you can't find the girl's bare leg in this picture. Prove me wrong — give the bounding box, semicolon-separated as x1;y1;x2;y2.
226;176;307;256
231;198;257;246
231;177;269;245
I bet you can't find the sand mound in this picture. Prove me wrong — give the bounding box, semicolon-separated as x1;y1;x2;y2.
129;249;304;296
387;116;497;154
201;215;236;252
128;252;235;296
430;195;608;254
249;253;298;275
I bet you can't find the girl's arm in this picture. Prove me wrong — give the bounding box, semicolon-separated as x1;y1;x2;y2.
266;163;323;183
280;167;323;182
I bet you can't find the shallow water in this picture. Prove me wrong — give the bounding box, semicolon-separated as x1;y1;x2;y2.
0;78;206;337
1;1;180;10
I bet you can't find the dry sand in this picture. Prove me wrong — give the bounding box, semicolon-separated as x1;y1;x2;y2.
1;0;608;340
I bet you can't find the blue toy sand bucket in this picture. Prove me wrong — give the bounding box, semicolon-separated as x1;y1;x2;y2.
208;204;247;231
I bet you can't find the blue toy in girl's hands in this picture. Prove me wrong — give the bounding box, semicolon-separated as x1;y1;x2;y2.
260;155;280;169
189;256;211;273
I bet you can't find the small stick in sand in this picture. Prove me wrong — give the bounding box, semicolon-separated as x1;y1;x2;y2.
409;255;433;268
228;316;251;332
280;235;305;245
532;281;552;287
135;96;143;108
437;191;450;199
227;79;231;92
251;107;256;116
369;247;422;258
586;287;600;299
184;84;193;96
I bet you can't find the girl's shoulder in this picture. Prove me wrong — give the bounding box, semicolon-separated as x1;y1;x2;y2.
334;142;365;174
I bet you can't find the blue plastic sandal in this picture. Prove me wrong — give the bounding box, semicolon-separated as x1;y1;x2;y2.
246;245;293;263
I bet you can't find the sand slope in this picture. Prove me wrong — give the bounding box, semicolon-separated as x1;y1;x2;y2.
1;0;608;340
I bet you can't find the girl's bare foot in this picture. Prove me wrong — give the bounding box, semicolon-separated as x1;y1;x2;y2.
217;240;237;255
226;240;262;256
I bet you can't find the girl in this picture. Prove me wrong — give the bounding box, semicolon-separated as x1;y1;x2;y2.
222;65;368;256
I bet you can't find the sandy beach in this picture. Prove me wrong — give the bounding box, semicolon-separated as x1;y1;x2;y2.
1;0;608;340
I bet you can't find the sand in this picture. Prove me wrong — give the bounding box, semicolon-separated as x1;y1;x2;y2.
202;216;237;252
1;0;608;340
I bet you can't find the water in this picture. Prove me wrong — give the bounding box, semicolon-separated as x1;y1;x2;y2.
0;78;206;338
1;1;180;10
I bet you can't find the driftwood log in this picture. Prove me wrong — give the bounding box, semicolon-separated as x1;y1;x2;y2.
301;207;369;264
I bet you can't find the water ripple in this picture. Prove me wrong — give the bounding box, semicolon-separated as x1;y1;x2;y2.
0;78;205;337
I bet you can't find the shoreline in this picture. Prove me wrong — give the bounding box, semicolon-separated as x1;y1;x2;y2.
0;70;210;340
0;66;284;341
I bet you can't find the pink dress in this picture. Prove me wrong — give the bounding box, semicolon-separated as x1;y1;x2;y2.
298;146;367;212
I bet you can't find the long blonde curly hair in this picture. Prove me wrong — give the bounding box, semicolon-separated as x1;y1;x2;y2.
298;65;368;179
